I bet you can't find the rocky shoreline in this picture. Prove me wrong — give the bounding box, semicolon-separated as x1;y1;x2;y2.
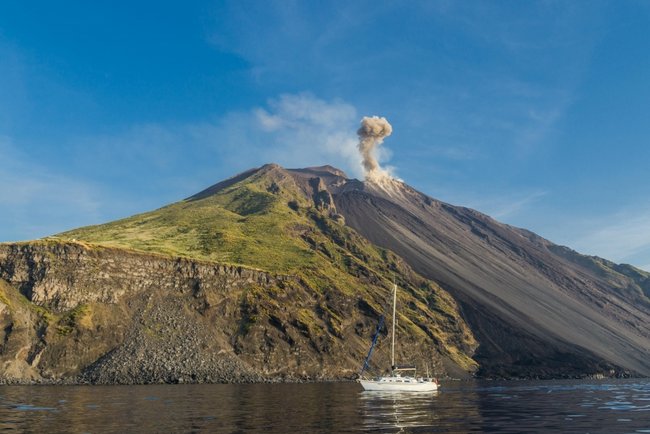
1;371;641;386
1;241;474;385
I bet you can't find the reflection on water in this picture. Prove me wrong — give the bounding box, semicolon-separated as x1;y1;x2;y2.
360;388;487;433
0;380;649;433
360;391;441;432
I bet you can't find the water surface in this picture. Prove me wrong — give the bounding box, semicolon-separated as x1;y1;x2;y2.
1;379;649;432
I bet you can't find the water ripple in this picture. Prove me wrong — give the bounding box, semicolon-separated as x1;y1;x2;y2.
0;379;648;432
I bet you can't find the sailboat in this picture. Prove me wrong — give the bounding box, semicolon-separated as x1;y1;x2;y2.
358;283;439;392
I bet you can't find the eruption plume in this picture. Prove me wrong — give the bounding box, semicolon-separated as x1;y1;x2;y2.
357;116;393;182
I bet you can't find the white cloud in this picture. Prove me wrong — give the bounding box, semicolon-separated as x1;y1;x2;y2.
255;93;356;131
0;93;379;242
245;93;364;177
67;93;365;187
206;1;602;181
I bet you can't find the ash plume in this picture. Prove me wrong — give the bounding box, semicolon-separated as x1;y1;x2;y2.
357;116;393;183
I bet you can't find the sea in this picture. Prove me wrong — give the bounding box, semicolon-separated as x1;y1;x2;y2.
1;379;649;433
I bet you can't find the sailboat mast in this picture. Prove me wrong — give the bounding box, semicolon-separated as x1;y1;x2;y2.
391;282;396;371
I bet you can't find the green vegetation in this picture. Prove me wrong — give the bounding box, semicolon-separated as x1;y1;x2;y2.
0;278;56;327
55;165;477;369
0;288;10;308
59;169;319;273
57;166;391;294
0;279;98;340
56;304;91;335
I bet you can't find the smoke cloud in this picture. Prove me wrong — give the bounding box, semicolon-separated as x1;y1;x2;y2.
357;116;393;182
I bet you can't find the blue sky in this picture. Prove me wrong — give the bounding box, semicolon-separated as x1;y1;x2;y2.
1;1;649;271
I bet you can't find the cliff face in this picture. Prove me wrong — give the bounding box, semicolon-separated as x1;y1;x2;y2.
0;242;285;383
0;241;282;312
0;233;475;384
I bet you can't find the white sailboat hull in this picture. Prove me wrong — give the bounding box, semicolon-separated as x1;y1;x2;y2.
358;283;439;393
359;377;439;392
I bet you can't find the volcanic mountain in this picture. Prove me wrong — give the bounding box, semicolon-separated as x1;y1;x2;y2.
333;169;650;378
1;163;648;383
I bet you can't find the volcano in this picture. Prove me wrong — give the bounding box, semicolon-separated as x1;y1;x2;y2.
1;163;648;383
287;164;650;377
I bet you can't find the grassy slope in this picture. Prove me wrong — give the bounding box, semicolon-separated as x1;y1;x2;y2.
56;166;477;371
59;168;317;272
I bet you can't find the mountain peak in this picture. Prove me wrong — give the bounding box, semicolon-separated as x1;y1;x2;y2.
293;165;348;178
40;162;650;380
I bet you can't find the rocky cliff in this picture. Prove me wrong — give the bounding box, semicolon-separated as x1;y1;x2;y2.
0;216;476;384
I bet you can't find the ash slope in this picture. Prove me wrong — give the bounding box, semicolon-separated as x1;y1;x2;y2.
188;163;650;377
328;171;650;378
101;162;650;378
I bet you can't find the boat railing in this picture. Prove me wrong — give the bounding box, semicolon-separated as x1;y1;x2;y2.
392;364;417;373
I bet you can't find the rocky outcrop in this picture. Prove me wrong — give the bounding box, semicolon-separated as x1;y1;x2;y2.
79;292;265;385
0;241;289;384
0;240;474;384
0;241;297;384
0;241;287;312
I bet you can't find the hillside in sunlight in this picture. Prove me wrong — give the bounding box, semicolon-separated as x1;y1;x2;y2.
0;164;477;384
1;163;649;383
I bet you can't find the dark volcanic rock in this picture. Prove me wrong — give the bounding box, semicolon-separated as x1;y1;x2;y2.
329;177;650;378
79;294;264;385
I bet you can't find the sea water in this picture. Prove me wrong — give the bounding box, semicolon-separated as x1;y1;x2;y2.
1;379;649;432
